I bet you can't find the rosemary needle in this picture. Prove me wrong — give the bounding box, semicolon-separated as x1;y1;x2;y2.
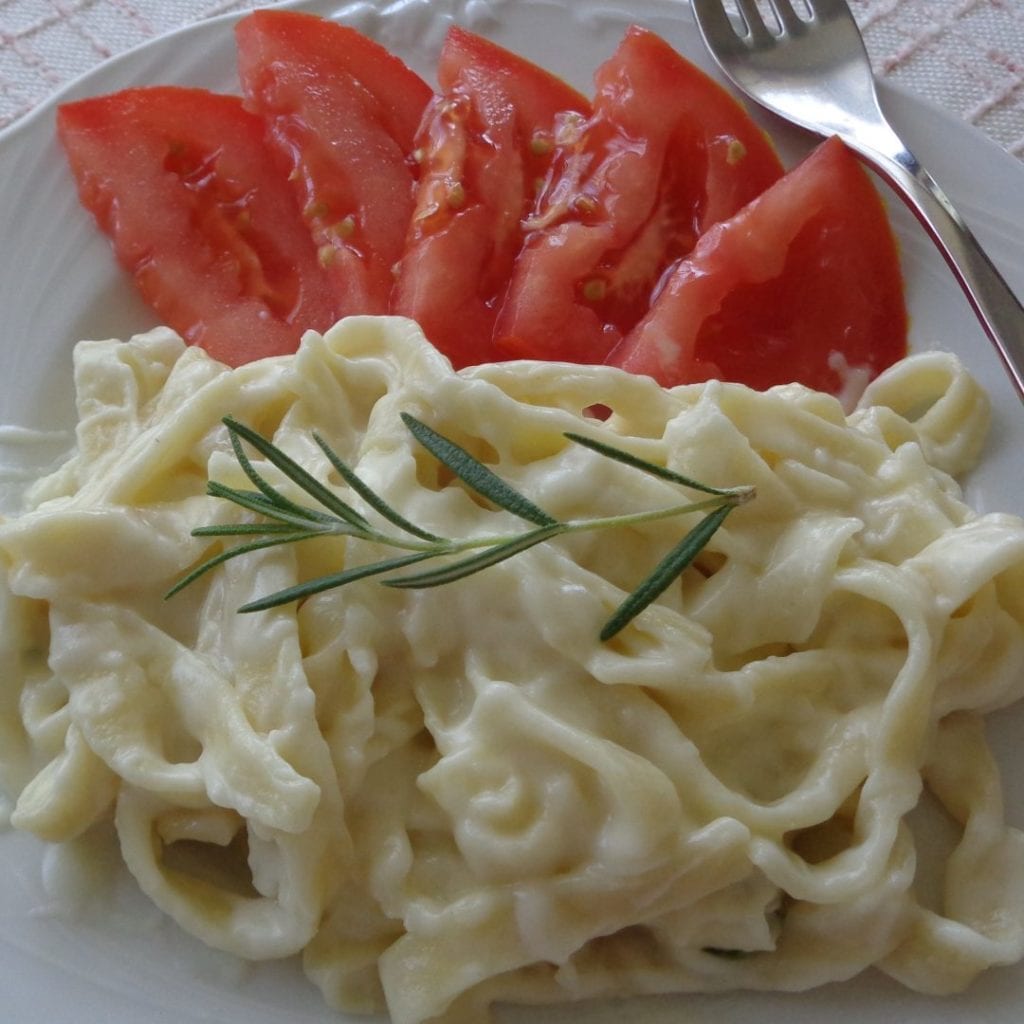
168;414;753;640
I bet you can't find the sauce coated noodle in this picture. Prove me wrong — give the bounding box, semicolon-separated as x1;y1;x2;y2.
1;317;1023;1023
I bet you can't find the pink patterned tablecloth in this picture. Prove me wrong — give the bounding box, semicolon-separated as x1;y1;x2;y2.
1;0;1022;159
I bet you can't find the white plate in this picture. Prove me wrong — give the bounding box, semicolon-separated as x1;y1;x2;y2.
1;1;1023;1022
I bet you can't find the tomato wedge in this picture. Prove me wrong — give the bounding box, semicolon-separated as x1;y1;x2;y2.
608;136;908;394
492;25;784;364
57;86;339;366
392;27;590;368
235;10;433;316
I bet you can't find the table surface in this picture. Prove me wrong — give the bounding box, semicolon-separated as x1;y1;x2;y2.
2;0;1022;160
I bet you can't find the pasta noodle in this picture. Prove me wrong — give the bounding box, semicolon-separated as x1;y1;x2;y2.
1;316;1023;1023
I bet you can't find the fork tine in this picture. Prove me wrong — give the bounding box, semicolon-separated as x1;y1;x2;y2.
802;0;856;20
767;0;806;34
691;0;743;44
734;0;777;45
690;0;735;34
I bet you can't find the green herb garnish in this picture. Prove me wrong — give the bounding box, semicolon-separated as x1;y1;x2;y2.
166;414;754;640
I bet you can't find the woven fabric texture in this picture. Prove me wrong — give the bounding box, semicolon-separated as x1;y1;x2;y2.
1;0;1022;158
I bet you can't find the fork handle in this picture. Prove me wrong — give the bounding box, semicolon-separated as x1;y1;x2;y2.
851;140;1024;402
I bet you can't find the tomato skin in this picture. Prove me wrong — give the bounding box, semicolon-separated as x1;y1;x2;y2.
235;10;433;316
492;25;784;364
608;136;907;394
57;19;907;390
57;86;339;366
392;27;590;368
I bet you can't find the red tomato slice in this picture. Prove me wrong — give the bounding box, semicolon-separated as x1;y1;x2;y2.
57;86;339;366
392;27;590;368
235;10;433;316
492;25;784;364
608;136;908;394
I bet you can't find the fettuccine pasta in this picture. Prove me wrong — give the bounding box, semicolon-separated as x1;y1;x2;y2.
1;317;1023;1023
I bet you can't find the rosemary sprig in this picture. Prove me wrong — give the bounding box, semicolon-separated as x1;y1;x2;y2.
167;415;754;640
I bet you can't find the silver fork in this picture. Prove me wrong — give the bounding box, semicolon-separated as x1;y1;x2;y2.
692;0;1024;402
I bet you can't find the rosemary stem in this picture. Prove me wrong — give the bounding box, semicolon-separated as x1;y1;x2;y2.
173;414;755;638
356;487;753;557
560;487;753;535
